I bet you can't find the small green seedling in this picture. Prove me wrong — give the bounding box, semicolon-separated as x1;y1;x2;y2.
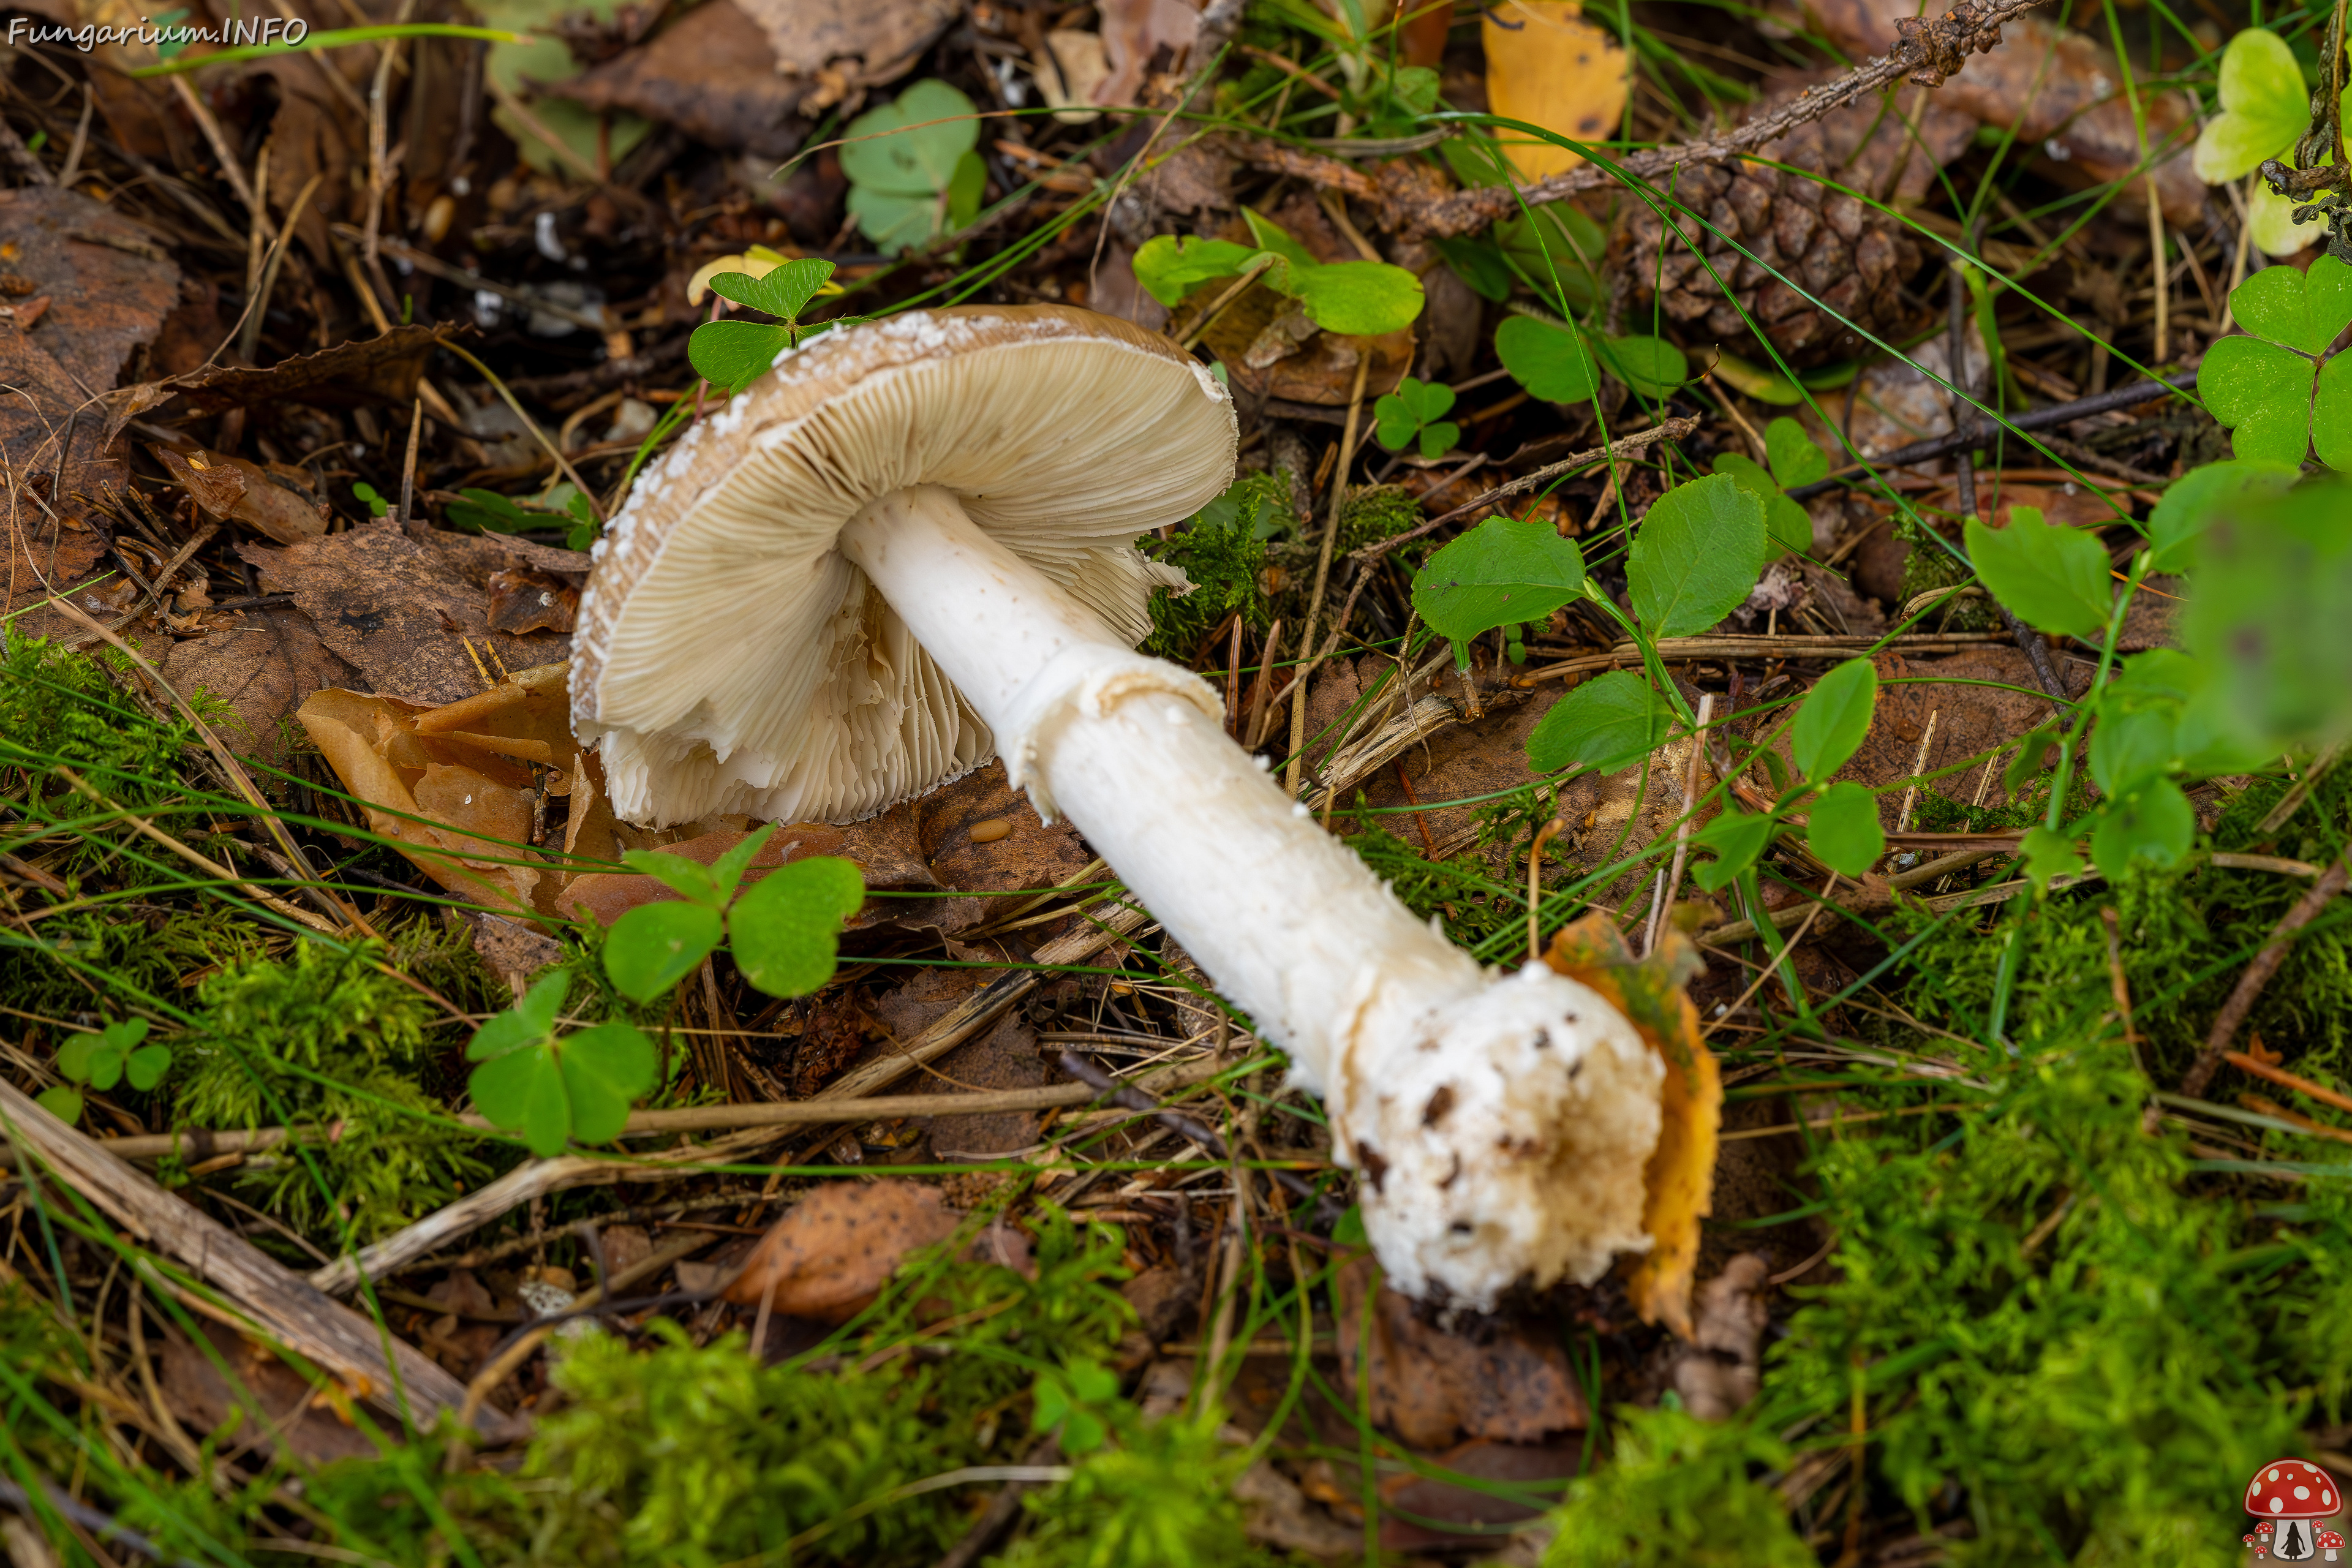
1494;314;1687;405
1373;375;1461;460
688;257;867;394
1133;209;1425;338
2195;27;2339;257
1410;509;1586;670
1031;1359;1123;1455
2200;253;2352;468
603;824;866;1004
447;484;598;551
1713;417;1828;559
352;481;390;519
466;974;656;1158
840;79;985;255
37;1019;170;1126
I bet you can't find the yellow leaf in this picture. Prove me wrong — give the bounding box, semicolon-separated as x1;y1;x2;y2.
1482;0;1629;182
1542;913;1721;1340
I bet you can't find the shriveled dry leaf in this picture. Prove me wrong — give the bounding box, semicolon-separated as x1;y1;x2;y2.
1333;1254;1588;1450
720;1180;962;1323
1800;0;2201;224
158;1319;386;1466
160;325;443;415
563;2;809;157
1543;913;1720;1341
159;606;358;766
1095;0;1200;107
153;445;328;544
1198;282;1414;405
1482;0;1628;181
1667;1252;1773;1420
733;0;962;94
485;568;579;635
297;669;575;912
241;520;568;704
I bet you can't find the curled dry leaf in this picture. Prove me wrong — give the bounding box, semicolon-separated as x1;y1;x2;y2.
1332;1254;1589;1450
152;445;328;545
720;1180;979;1323
296;662;580;914
1542;913;1721;1341
1667;1252;1774;1420
485;568;580;635
1482;0;1630;182
156;323;445;415
1094;0;1200;108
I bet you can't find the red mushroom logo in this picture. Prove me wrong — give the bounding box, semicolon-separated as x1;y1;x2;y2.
2247;1458;2340;1561
2320;1528;2345;1561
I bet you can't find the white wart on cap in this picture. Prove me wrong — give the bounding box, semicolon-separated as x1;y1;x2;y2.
572;306;1237;826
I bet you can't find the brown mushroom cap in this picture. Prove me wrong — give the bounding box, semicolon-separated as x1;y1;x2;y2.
572;305;1237;826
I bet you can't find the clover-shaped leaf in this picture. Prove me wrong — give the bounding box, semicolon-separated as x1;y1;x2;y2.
731;856;866;999
840;80;984;254
467;974;657;1158
1373;375;1461;458
56;1018;170;1096
2195;29;2339;256
2205;255;2352;467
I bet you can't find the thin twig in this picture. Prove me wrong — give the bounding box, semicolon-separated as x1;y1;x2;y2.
1288;353;1368;792
2179;854;2352;1101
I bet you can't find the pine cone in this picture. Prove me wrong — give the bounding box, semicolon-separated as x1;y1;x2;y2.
1611;91;1954;368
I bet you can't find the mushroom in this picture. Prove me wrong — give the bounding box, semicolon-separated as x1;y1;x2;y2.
2246;1460;2340;1561
571;306;1665;1307
2319;1528;2344;1561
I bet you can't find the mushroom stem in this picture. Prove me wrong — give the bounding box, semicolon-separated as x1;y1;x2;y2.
840;484;1664;1306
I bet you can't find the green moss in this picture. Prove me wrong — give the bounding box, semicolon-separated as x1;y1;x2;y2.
1142;475;1281;662
172;939;488;1246
0;631;199;803
995;1412;1273;1568
1336;483;1429;561
1545;1404;1812;1567
1896;519;2000;632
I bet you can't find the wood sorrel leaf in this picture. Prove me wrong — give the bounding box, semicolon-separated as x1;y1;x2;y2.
2201;334;2317;465
1411;514;1586;642
467;976;657;1158
605;902;724;1002
1627;474;1766;637
731;856;866;999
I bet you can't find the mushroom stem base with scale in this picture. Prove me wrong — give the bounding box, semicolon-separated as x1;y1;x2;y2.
840;484;1664;1306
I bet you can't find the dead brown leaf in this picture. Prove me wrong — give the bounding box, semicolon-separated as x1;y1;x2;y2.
1667;1252;1773;1420
564;2;809;157
731;0;962;105
159;606;358;766
239;519;568;705
1332;1255;1588;1450
485;568;579;635
159;325;444;417
152;445;328;544
720;1180;963;1322
158;1318;386;1466
1095;0;1201;107
921;1010;1049;1158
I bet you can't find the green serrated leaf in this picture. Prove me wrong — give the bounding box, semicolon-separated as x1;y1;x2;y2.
1806;782;1885;877
1792;658;1879;782
1964;508;2113;641
1525;671;1674;775
731;856;866;999
1494;315;1599;404
1627;474;1768;637
1411;514;1586;641
1692;809;1774;892
605;902;725;1003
